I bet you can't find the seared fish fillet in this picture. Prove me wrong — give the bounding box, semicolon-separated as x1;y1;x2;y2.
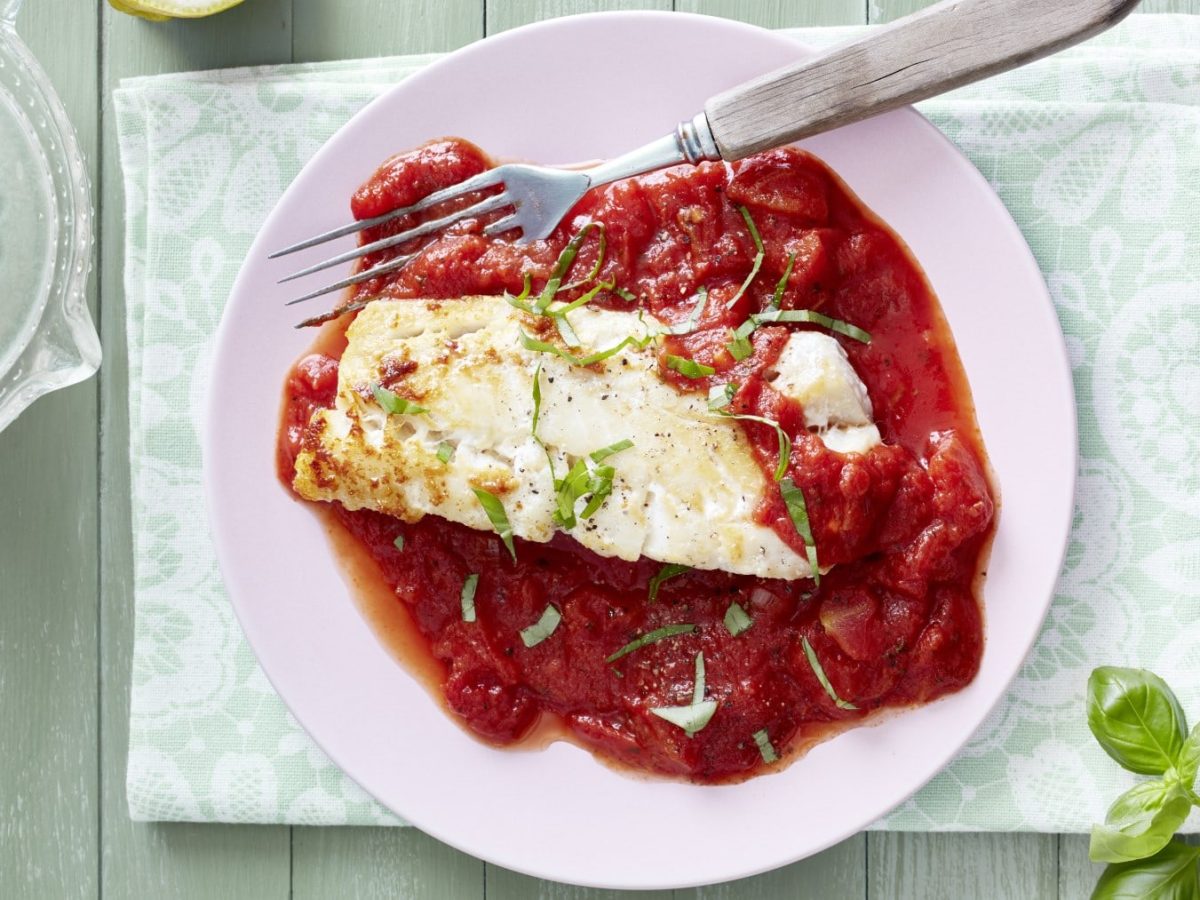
293;297;879;580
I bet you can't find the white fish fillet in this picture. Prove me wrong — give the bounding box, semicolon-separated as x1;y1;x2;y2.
292;297;879;580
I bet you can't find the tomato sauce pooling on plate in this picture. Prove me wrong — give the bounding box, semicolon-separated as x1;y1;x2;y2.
278;138;995;782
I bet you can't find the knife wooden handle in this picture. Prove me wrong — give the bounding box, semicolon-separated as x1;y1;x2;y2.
705;0;1142;159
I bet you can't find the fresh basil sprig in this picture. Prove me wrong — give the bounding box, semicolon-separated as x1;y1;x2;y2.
1088;667;1189;775
1086;667;1200;899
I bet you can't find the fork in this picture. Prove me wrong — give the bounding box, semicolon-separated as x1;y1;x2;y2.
273;0;1140;307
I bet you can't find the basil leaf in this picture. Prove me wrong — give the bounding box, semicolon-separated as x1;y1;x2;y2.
460;573;479;623
436;441;455;464
1090;779;1194;864
651;653;716;736
751;309;872;344
1178;724;1200;798
713;410;790;482
665;287;708;336
392;535;405;551
651;700;718;737
559;223;607;292
531;362;544;437
552;458;592;529
724;601;753;637
666;354;716;379
503;273;536;313
520;604;562;648
1088;667;1189;776
590;439;634;463
552;278;612;319
726;206;764;309
802;636;857;710
726;318;756;361
554;309;583;347
537;223;598;310
372;384;428;416
518;328;635;368
614;286;638;303
550;442;630;529
576;340;643;367
752;728;778;764
648;563;690;603
1091;840;1200;900
780;478;820;582
606;623;696;664
471;487;516;560
770;253;795;310
578;467;617;518
708;383;737;412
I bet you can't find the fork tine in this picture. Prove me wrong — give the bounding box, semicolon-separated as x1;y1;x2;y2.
278;191;511;284
483;212;522;237
283;251;419;307
267;168;507;259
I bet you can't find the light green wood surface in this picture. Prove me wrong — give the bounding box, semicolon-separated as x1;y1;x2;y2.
2;0;1196;898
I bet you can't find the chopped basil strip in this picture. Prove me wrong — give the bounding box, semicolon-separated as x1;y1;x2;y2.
554;278;611;316
515;272;533;301
371;384;428;416
502;273;536;314
666;355;716;379
460;573;479;623
560;223;607;292
520;604;562;647
724;601;753;637
650;652;715;737
436;442;455;464
707;382;738;412
651;700;718;737
780;478;820;583
753;728;778;764
590;439;634;463
726;206;765;309
551;440;630;529
751;309;872;344
518;329;635;367
614;286;638;303
727;321;757;357
647;563;690;603
530;362;559;483
717;412;791;482
726;336;753;362
471;487;516;560
770;253;796;310
549;279;614;348
605;623;696;664
393;535;405;551
665;287;708;336
554;309;583;347
531;362;544;436
803;636;857;709
553;458;594;528
536;224;597;311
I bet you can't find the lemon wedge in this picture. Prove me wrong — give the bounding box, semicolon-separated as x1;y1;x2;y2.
108;0;244;20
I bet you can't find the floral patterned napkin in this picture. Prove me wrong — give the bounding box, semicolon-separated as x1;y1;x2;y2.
114;16;1200;829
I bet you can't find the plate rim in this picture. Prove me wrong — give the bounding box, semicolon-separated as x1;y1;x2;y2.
204;10;1077;889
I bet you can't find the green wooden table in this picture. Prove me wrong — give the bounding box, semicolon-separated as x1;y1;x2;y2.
2;0;1196;897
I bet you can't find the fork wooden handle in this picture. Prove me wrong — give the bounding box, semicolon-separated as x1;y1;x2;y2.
704;0;1142;160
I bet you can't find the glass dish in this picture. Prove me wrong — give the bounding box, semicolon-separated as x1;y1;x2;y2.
0;0;100;434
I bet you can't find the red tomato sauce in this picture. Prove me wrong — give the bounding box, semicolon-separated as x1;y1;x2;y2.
278;138;995;782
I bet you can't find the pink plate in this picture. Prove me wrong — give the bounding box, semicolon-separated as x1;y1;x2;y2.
206;11;1075;890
